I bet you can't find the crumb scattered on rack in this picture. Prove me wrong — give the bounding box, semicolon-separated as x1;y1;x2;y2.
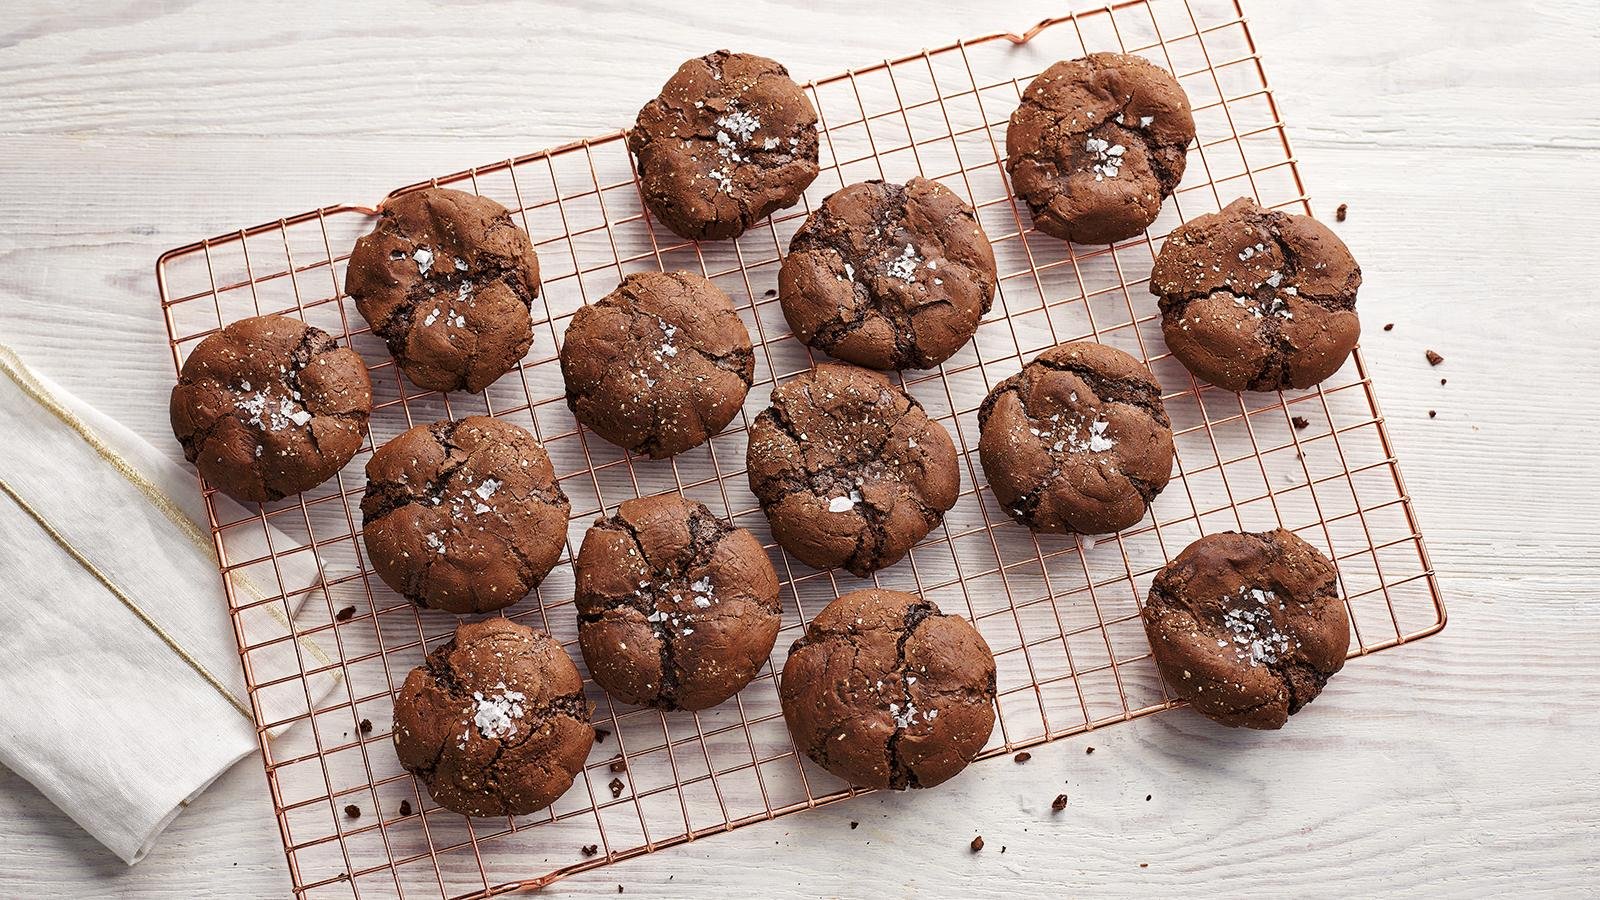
594;728;610;744
334;606;355;621
343;804;360;819
1292;415;1309;430
398;799;411;817
582;844;599;857
359;718;372;734
609;777;625;798
609;757;627;773
1013;751;1031;764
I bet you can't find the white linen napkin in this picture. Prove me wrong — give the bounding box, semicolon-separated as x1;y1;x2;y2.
0;342;343;864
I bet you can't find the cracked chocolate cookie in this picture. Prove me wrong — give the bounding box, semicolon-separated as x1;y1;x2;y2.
780;589;996;790
393;617;594;817
362;416;570;614
628;50;820;241
170;314;372;503
1005;53;1194;244
574;494;781;711
978;342;1173;534
779;178;997;371
346;187;539;393
1152;197;1362;392
1142;529;1349;729
746;364;959;577
560;271;754;458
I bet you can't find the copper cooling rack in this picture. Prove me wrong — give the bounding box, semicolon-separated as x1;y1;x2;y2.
154;1;1446;896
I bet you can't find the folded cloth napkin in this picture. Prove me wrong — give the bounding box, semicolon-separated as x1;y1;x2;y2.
0;342;342;864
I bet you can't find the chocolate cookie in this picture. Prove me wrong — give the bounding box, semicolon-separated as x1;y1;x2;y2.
746;364;958;577
346;187;539;393
559;271;755;458
978;342;1173;534
574;495;781;711
170;314;372;503
1152;197;1362;392
780;589;996;790
1142;529;1349;729
1005;53;1195;244
393;617;593;817
628;50;820;241
361;416;569;614
778;178;997;371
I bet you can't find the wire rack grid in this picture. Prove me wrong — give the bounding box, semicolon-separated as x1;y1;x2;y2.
153;1;1445;896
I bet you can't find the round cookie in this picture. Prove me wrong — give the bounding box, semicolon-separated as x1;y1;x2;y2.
170;314;372;503
1006;53;1195;244
746;364;958;577
560;271;754;458
1152;197;1362;392
574;494;781;711
361;416;570;614
779;178;997;371
346;187;540;393
393;617;593;817
1141;529;1350;729
628;50;820;241
780;589;996;790
979;342;1172;534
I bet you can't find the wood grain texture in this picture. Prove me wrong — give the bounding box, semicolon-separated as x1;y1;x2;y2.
1;0;1597;896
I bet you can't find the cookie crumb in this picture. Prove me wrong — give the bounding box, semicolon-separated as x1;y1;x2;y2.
1291;415;1310;430
1140;862;1149;869
764;288;776;298
398;799;412;817
970;835;984;852
581;844;599;857
609;777;625;798
1013;751;1032;764
1383;323;1394;331
594;728;610;744
1001;846;1007;853
1085;746;1095;754
1335;203;1347;222
335;606;355;622
609;757;627;773
1145;794;1152;801
1425;350;1444;366
359;718;373;734
343;804;360;819
1440;378;1447;385
1428;410;1437;419
850;821;859;829
1052;793;1069;812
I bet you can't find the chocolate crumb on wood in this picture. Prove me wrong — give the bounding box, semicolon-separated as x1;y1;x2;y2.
1292;415;1310;430
1335;203;1348;222
1013;751;1032;764
1052;793;1069;812
1429;410;1437;418
850;821;859;829
335;606;355;622
594;728;610;744
359;718;372;734
398;799;412;817
1426;350;1444;366
609;777;625;798
1085;746;1095;754
344;804;360;819
609;757;627;773
1383;323;1394;331
970;835;984;852
581;844;598;857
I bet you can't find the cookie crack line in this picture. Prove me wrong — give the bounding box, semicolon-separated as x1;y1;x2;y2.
1021;356;1168;422
884;600;935;790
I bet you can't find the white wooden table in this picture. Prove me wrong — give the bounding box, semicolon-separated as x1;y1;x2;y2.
2;0;1597;896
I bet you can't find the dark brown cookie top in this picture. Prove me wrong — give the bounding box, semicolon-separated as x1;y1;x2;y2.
1152;197;1362;392
779;178;997;371
393;617;593;817
574;494;781;711
780;589;996;790
1005;53;1195;244
361;416;570;614
746;364;959;577
559;271;755;459
346;187;540;394
170;314;372;503
978;342;1172;534
1142;529;1349;730
628;50;820;241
